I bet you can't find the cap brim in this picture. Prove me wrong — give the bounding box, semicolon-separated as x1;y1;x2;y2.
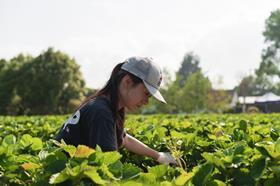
143;81;166;104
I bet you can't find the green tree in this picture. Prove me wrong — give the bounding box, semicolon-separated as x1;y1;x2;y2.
158;52;202;113
142;52;227;114
0;54;33;114
263;9;280;45
237;75;258;96
0;59;6;70
175;52;201;88
206;89;231;113
15;48;86;114
176;71;211;113
255;9;280;94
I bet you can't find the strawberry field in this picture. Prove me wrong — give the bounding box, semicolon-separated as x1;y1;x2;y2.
0;114;280;186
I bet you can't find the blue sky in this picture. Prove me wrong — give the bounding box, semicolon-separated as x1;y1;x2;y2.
1;0;279;89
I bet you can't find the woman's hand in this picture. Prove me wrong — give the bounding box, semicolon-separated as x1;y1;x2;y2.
123;134;178;166
156;152;177;165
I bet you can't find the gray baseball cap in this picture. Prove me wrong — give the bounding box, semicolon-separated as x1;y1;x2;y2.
121;56;166;103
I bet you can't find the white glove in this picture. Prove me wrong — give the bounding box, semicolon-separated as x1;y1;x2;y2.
156;152;177;165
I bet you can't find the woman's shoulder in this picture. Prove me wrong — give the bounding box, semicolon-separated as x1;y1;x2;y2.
81;96;111;114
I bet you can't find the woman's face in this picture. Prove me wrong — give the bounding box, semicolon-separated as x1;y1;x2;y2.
119;76;151;111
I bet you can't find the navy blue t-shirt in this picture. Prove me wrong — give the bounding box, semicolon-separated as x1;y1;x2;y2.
55;97;123;151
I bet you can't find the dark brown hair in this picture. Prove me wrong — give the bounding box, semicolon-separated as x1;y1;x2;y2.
78;62;143;148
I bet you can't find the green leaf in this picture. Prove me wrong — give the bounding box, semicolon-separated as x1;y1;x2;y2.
83;165;106;185
148;164;168;179
250;157;266;180
2;134;16;146
45;151;67;173
270;128;279;141
121;181;143;186
16;154;38;163
19;134;33;148
31;137;43;151
102;151;122;165
95;145;103;152
160;181;173;186
63;144;76;157
38;150;48;160
108;160;123;179
99;164;118;180
275;138;280;153
196;139;212;147
270;165;280;176
139;172;156;183
192;163;214;186
175;171;194;185
66;164;82;177
233;128;244;141
256;146;271;158
0;146;7;155
207;179;227;186
264;177;280;186
49;170;69;184
74;145;95;158
255;141;279;159
239;120;247;132
171;131;187;139
21;162;41;170
234;144;245;155
91;150;121;166
45;159;66;174
122;163;141;180
202;153;225;169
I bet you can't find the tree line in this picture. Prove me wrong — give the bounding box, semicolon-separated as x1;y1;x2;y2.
1;9;279;115
238;9;280;98
0;48;87;115
140;52;232;114
149;9;280;114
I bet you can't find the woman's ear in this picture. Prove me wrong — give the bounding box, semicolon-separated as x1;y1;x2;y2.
122;74;132;88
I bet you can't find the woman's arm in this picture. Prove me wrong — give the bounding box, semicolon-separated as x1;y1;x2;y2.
122;134;160;161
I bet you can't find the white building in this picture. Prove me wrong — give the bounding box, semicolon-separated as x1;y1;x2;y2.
231;92;280;113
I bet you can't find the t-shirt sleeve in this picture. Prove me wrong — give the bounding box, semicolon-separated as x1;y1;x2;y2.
88;108;117;151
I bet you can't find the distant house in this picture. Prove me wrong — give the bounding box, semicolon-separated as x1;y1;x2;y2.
231;92;280;113
254;92;280;113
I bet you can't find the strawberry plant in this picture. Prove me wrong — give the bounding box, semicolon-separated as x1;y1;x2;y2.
0;114;279;185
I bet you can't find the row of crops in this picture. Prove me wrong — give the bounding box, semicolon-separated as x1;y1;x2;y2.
0;114;279;185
